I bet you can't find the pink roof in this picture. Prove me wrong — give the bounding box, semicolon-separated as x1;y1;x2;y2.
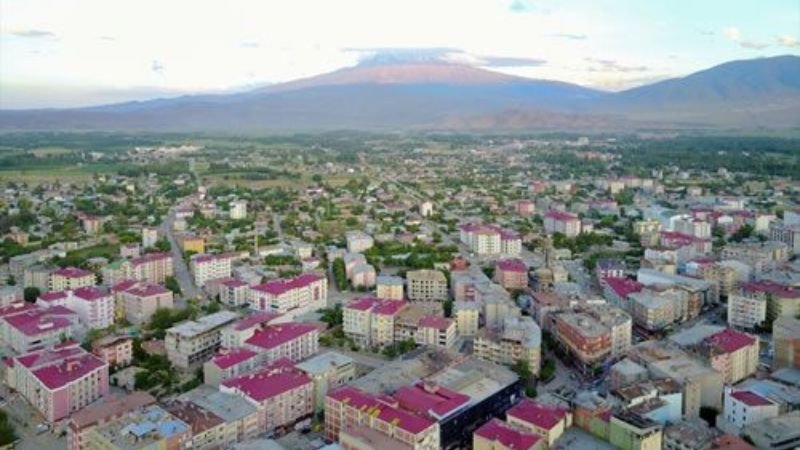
39;291;69;302
221;278;248;288
53;267;93;278
417;315;453;331
545;210;578;221
346;297;407;316
730;390;774;407
394;383;471;419
131;252;171;266
507;399;570;430
211;348;258;370
124;283;170;298
245;322;318;351
73;286;110;302
496;259;527;273
4;307;75;336
475;418;541;450
0;302;37;318
111;279;139;294
251;273;322;296
742;281;800;299
16;347;106;390
327;386;435;434
222;358;310;402
233;311;282;331
346;297;380;311
604;277;644;298
705;328;756;354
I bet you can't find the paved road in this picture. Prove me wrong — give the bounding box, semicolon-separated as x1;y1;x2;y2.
1;391;65;450
320;346;387;369
272;212;284;240
159;208;198;303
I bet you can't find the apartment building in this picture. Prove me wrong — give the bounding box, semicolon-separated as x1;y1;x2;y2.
218;278;250;306
351;263;377;288
515;200;536;216
346;230;374;253
460;223;522;255
1;302;78;353
165;310;239;370
91;335;133;367
721;388;779;433
699;328;759;385
407;269;448;301
120;282;173;325
141;227;159;248
721;241;789;274
506;399;572;448
68;286;115;330
221;358;314;432
608;412;663;450
554;311;612;368
473;418;544;450
453;300;480;337
179;234;206;254
191;253;233;287
628;288;688;331
343;296;408;348
741;281;800;323
249;273;327;319
126;252;174;284
494;259;528;291
376;275;404;300
9;343;109;422
637;268;717;315
67;391;156;450
769;221;800;254
773;316;800;369
49;266;96;292
85;405;191;450
416;315;457;348
177;385;260;447
296;352;357;413
474;316;541;375
220;311;283;348
0;285;22;307
543;210;582;237
229;199;247;219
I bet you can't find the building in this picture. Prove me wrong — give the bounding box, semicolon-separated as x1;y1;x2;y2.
543;210;581;237
142;227;159;248
494;259;528;291
407;270;448;302
67;391;156;450
165;310;239;370
506;399;572;448
120;282;174;325
773;316;800;369
1;303;78;353
180;234;206;254
221;358;314;432
165;400;229;450
0;285;22;307
474;316;541;375
351;263;377;289
85;405;191;450
628;287;688;331
453;300;480;337
295;352;357;413
249;273;327;319
415;315;457;348
459;223;522;256
740;411;800;450
346;231;374;253
769;221;800;254
126;252;174;284
50;267;96;292
610;359;649;391
9;344;109;422
515;200;536;217
230;200;248;220
68;286;115;329
699;328;758;385
325;386;440;450
596;259;626;281
573;391;613;440
720;241;789;274
729;281;800;330
663;419;719;450
613;379;683;425
609;412;663;450
91;335;134;367
343;297;408;347
176;385;261;447
420;201;434;218
637;268;717;314
720;388;779;433
554;311;612;369
473;418;544;450
219;278;250;307
376;275;404;300
191;253;233;287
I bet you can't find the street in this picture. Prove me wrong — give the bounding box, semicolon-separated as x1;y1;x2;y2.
159;208;198;305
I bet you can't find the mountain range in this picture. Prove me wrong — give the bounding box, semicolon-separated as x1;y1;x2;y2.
1;55;798;132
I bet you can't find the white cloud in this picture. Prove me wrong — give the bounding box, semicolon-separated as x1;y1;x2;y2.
777;34;800;48
723;27;742;41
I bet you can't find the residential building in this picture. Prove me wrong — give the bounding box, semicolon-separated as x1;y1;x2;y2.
773;316;800;369
699;328;758;385
473;418;544;450
721;388;779;433
343;297;408;347
741;411;800;450
663;419;719;450
415;315;456;348
1;302;78;353
0;285;22;307
474;316;541;375
165;310;239;370
721;241;789;274
91;335;133;367
393;302;443;344
610;359;649;391
296;352;357;413
221;358;314;432
637;268;717;314
376;275;404;300
351;263;377;288
85;405;191;450
191;253;234;287
142;227;159;248
459;223;522;255
120;282;174;325
494;259;528;291
177;385;261;446
515;200;536;216
10;344;109;422
554;311;612;368
573;391;613;440
506;399;572;448
230;200;248;219
346;231;374;253
67;391;156;450
453;300;480;337
609;412;663;450
249;273;327;319
769;221;800;254
628;287;688;331
407;269;448;302
543;210;581;237
420;200;434;218
68;286;115;329
596;259;625;281
180;234;206;254
50;267;96;292
219;278;250;306
126;252;174;284
613;379;683;425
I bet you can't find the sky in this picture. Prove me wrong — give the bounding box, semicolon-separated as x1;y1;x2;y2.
1;0;798;109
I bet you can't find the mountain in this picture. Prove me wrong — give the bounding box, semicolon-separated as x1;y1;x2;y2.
1;55;798;131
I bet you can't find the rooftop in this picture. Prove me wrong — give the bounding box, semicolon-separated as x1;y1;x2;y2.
177;385;258;422
210;348;258;370
244;322;319;351
221;358;311;402
251;273;323;296
167;310;239;338
295;351;354;376
93;405;189;450
474;418;541;450
703;328;756;354
53;266;93;278
394;382;471;420
417;315;453;331
70;392;156;429
327;386;435;435
604;277;644;298
340;425;412;450
507;399;570;430
730;390;774;407
496;259;527;273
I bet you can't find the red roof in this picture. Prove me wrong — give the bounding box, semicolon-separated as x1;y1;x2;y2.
251;273;322;296
53;267;93;278
545;210;578;221
131;252;171;266
211;348;258;369
418;315;453;331
346;297;407;316
4;307;75;336
232;311;282;331
111;279;139;294
730;390;774;407
346;297;379;311
73;286;110;302
327;386;435;434
244;322;318;351
474;419;541;450
124;283;170;298
0;302;37;317
741;281;800;299
221;358;310;402
38;291;69;302
604;277;643;298
507;399;570;430
17;347;106;390
394;383;471;419
705;328;756;354
496;259;527;273
220;278;248;288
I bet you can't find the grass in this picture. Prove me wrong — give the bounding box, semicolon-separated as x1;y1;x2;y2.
0;163;123;184
202;173;357;189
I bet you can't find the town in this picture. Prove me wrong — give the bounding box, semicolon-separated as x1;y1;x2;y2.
0;132;799;450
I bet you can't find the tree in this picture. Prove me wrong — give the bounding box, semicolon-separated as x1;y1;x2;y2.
443;299;453;318
23;286;41;303
730;224;754;243
319;304;343;327
0;410;17;446
165;276;182;295
332;258;348;291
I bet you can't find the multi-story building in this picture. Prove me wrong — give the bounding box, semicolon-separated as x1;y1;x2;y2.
191;253;233;287
0;285;23;307
453;300;480;337
769;221;800;254
85;405;191;450
67;391;156;450
473;418;544;450
662;419;719;450
176;385;260;447
219;311;283;348
515;200;536;216
637;268;717;314
1;303;78;353
459;223;522;255
420;201;434;217
721;388;779;433
9;343;109;422
700;263;738;300
741;411;800;450
218;278;250;306
120;282;173;325
721;241;789;274
609;412;663;450
179;234;206;254
221;358;314;432
554;311;612;369
351;263;376;288
773;316;800;369
165;310;239;370
596;259;625;281
628;287;688;331
229;199;247;220
325;386;441;450
67;286;115;330
506;399;572;448
91;335;133;367
407;269;448;302
475;316;541;375
126;252;174;284
494;259;528;291
416;315;457;348
296;352;357;413
376;275;404;300
612;379;683;425
346;230;374;253
543;210;582;237
673;217;712;239
249;273;327;319
141;227;159;248
699;328;758;385
49;267;96;292
343;297;408;348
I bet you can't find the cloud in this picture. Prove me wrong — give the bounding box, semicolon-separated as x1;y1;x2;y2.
739;40;769;50
8;29;56;38
585;58;649;73
722;27;741;41
722;26;769;50
508;0;549;14
344;47;460;66
239;41;260;49
151;60;165;74
552;33;587;40
777;34;800;49
477;56;546;67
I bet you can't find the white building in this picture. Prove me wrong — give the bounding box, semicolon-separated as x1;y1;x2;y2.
345;231;374;253
191;254;234;288
721;388;779;433
229;200;247;220
142;227;159;248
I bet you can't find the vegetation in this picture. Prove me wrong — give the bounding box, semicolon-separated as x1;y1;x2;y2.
0;410;17;446
332;258;348;291
146;307;192;339
381;338;417;358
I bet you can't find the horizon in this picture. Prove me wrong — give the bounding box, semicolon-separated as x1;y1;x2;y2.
1;0;798;109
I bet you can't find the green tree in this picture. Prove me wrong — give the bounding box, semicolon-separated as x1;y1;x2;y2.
164;276;182;295
23;286;41;303
0;409;17;446
443;299;453;318
332;258;348;291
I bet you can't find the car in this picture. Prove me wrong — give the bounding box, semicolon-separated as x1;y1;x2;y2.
35;423;50;435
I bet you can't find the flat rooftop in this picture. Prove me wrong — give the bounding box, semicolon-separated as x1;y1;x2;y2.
167;311;239;338
295;351;354;376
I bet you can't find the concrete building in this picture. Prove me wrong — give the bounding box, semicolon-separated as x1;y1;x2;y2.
351;263;377;289
610;359;650;391
453;300;480;337
420;201;434;218
769;221;800;254
459;223;522;256
346;231;374;253
179;234;206;254
0;285;22;307
85;405;191;450
218;278;250;307
50;266;96;292
117;281;173;325
515;200;536;217
720;388;779;434
0;302;78;353
663;419;718;450
177;385;260;447
406;269;448;302
741;411;800;450
494;259;528;291
774;316;800;369
543;210;582;237
376;275;404;300
191;253;234;288
141;227;159;248
473;418;544;450
506;399;572;448
699;328;759;385
249;273;327;319
474;316;541;375
721;241;789;274
628;287;688;331
38;286;114;330
230;200;248;220
123;252;174;284
67;391;156;450
554;311;612;369
415;315;457;348
343;297;408;348
296;352;357;413
613;378;683;425
91;335;133;367
165;310;239;370
609;412;663;450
